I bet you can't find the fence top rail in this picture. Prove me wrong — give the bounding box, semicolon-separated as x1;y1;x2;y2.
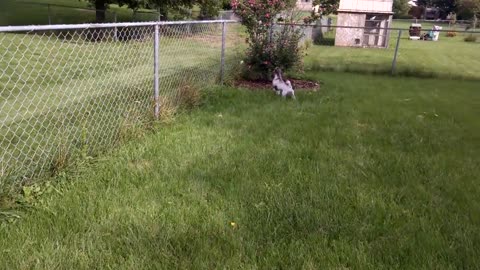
0;20;238;33
393;19;473;22
276;22;480;34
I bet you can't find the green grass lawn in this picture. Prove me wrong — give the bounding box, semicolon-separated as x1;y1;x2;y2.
0;24;243;184
1;72;479;269
391;19;472;31
0;0;159;26
306;28;480;79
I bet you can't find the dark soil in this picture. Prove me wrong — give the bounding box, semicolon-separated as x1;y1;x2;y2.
234;78;321;92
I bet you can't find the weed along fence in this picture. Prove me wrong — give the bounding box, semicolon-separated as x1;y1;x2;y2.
0;20;241;186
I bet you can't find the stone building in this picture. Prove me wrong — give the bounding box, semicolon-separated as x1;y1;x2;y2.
335;0;394;48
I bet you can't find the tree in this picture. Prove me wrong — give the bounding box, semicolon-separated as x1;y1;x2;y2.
312;0;340;16
458;0;480;25
196;0;222;19
393;0;410;18
85;0;198;22
416;0;457;15
222;0;232;10
147;0;196;20
85;0;142;22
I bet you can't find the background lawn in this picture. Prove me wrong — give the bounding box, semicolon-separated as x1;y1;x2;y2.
305;26;480;79
1;72;479;269
0;0;160;26
0;24;243;183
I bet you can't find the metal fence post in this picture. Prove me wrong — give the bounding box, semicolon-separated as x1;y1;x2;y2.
113;12;118;41
220;22;227;85
391;30;402;75
48;4;52;25
154;24;160;118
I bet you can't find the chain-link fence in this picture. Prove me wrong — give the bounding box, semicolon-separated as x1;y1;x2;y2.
287;22;480;79
311;17;477;32
0;20;243;186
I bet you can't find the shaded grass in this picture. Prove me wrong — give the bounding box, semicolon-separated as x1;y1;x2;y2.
0;0;159;26
1;72;479;269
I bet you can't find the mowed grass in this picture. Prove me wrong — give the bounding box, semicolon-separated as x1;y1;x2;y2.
0;0;159;26
1;72;479;269
391;19;473;31
0;24;243;184
306;26;480;79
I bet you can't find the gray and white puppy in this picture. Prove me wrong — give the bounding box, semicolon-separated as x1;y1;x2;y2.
272;68;295;99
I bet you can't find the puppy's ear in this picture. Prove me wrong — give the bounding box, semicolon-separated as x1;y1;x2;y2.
286;80;293;89
271;69;276;80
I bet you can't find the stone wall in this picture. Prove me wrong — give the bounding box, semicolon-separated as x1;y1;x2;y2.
335;13;366;47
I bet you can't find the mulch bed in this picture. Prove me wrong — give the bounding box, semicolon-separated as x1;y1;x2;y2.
234;78;321;92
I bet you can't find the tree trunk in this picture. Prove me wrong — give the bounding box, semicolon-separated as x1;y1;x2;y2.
159;6;168;21
474;14;478;30
95;0;107;23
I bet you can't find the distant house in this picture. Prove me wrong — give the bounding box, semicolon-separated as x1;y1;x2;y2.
296;0;313;11
335;0;394;48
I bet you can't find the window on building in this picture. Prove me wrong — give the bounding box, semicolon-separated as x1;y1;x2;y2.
363;14;390;47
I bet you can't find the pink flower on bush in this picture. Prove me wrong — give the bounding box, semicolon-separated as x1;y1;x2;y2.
231;0;304;79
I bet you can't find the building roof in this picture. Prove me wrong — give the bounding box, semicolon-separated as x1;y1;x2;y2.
338;0;394;14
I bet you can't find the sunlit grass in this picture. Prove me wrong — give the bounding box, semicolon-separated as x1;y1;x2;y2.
1;72;479;269
305;21;479;79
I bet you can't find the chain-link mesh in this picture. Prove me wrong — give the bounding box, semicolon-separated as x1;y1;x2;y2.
296;23;480;79
0;21;239;186
222;23;246;81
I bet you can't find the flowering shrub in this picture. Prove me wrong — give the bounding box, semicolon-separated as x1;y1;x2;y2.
446;31;457;37
313;0;339;16
232;0;304;80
